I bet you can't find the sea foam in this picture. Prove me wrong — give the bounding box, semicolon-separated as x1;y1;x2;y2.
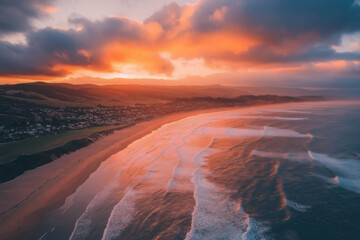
101;189;136;240
308;151;360;193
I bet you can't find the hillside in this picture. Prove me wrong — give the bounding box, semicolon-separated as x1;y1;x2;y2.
0;82;251;107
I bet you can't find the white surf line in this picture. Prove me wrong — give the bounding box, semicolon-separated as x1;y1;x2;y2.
185;135;214;239
308;151;360;194
68;166;132;240
251;150;311;163
99;140;182;240
63;127;169;220
252;149;360;203
185;166;252;240
38;231;48;240
184;136;253;240
69;193;99;240
220;126;312;139
101;188;136;240
308;151;360;178
166;127;201;194
285;199;311;212
69;164;144;240
56;159;122;215
261;109;311;114
217;115;308;121
166;145;188;193
100;156;171;240
72;116;207;239
243;218;272;240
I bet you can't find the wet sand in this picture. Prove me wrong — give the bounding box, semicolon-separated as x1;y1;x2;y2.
0;107;241;239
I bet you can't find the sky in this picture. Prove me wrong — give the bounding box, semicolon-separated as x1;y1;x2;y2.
1;0;360;88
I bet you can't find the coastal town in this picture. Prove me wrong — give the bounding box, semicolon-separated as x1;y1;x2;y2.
1;103;147;142
0;100;202;142
0;95;304;143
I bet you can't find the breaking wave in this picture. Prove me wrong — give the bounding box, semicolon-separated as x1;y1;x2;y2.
33;101;360;240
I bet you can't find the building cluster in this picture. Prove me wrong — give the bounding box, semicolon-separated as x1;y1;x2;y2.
0;94;297;143
0;100;224;143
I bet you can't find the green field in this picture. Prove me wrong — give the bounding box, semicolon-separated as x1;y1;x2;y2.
0;125;126;164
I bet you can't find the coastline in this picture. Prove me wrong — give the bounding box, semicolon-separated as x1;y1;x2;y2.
0;125;129;183
0;106;239;239
0;101;330;239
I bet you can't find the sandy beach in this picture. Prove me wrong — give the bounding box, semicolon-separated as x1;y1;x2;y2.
0;107;240;239
0;101;336;239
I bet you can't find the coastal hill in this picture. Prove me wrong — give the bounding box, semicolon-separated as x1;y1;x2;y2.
0;81;329;107
0;82;252;107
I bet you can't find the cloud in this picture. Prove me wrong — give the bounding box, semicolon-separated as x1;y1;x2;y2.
0;0;57;36
0;16;174;78
145;3;183;31
177;0;360;66
1;0;360;80
191;0;360;39
142;0;360;70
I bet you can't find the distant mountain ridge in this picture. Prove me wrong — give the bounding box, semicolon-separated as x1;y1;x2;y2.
0;82;253;107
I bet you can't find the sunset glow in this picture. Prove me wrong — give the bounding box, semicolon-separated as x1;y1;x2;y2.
1;0;360;87
1;2;360;239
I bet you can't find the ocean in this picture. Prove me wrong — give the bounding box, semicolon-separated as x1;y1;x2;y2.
35;101;360;240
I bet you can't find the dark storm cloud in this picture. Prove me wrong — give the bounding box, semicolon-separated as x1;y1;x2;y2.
0;28;89;76
142;0;360;68
0;0;56;36
1;0;360;79
195;0;360;66
203;44;360;66
191;0;360;42
0;16;173;77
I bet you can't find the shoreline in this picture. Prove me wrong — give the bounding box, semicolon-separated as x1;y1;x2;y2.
0;106;240;239
0;101;331;239
0;97;318;183
0;125;129;183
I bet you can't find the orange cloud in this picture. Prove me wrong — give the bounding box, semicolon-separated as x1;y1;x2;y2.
1;0;360;82
209;6;228;22
40;5;58;13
